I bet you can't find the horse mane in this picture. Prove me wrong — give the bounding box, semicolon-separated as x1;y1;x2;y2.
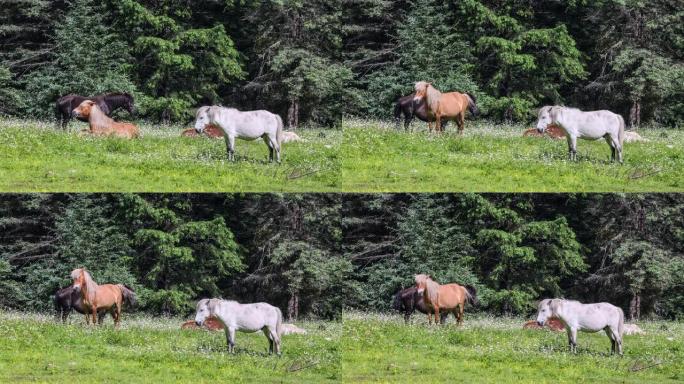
71;268;98;304
415;274;440;305
88;103;115;128
425;84;442;113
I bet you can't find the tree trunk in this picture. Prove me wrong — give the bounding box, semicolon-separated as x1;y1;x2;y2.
287;292;299;321
287;98;299;130
629;292;641;321
629;99;641;129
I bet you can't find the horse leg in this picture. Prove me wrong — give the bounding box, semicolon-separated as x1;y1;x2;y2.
458;113;465;135
225;135;236;161
433;307;440;326
270;134;281;163
404;311;410;324
458;304;464;326
226;327;236;353
263;328;274;354
569;328;578;353
263;136;274;162
566;136;577;161
436;115;442;134
611;134;623;164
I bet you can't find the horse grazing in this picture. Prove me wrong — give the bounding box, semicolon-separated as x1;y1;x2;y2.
393;93;448;132
392;286;447;324
72;100;140;139
195;298;283;355
536;298;624;355
414;274;478;325
413;82;478;134
56;93;135;130
70;268;125;327
194;106;283;163
536;106;624;163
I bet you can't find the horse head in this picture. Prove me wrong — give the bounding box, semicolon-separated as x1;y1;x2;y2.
536;106;559;133
194;106;215;133
536;298;561;326
72;100;96;120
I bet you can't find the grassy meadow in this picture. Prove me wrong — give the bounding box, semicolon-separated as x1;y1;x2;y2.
0;118;340;192
342;119;684;192
343;312;684;383
0;311;340;383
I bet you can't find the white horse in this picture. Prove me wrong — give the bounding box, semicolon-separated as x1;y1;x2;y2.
194;298;283;355
537;299;624;355
194;106;283;163
536;106;624;163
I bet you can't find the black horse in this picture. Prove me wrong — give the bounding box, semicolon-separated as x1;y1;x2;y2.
54;284;137;323
55;92;135;130
392;286;448;324
393;92;448;132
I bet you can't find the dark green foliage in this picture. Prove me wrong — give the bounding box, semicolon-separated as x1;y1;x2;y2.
22;0;136;117
344;193;684;318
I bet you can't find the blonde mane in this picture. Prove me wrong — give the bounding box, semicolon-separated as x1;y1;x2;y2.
70;268;98;305
415;274;440;305
88;103;115;131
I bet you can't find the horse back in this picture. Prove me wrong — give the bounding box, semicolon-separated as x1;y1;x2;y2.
437;284;466;308
94;284;123;307
438;92;468;116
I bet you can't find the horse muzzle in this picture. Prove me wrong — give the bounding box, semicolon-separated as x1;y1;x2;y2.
537;320;544;327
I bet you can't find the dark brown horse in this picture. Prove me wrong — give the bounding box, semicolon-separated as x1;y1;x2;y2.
54;284;136;324
55;92;135;130
393;93;448;132
392;286;448;324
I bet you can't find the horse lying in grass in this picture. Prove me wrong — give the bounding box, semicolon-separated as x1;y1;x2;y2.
414;274;478;326
195;298;283;355
392;286;447;324
536;106;624;163
523;318;564;331
181;125;223;138
413;82;478;134
54;284;136;324
523;125;565;139
70;268;129;328
194;106;283;163
181;316;223;330
537;298;624;355
56;92;135;130
72;100;139;139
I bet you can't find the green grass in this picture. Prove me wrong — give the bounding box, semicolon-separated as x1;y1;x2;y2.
0;118;340;192
343;312;684;383
0;311;340;383
342;119;684;192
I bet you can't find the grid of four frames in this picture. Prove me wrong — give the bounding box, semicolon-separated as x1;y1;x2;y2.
1;1;683;383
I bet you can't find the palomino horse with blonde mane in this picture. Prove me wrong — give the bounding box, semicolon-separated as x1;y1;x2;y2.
413;82;478;134
70;268;125;327
414;274;478;325
72;100;139;139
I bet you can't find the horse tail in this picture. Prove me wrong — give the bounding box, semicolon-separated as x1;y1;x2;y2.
466;93;479;117
276;306;284;338
617;114;625;148
617;306;624;338
118;284;137;309
465;285;479;307
275;114;284;148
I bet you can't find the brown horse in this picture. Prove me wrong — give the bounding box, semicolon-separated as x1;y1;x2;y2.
413;82;478;134
414;274;478;326
70;268;124;327
181;125;223;138
72;100;140;139
56;92;135;130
